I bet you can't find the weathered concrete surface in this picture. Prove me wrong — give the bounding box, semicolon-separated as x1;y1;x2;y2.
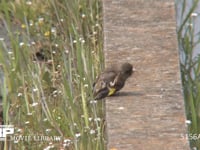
103;0;190;149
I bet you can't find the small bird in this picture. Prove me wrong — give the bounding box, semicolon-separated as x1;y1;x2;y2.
93;62;134;100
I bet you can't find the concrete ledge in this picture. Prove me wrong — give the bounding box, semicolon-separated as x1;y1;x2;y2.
103;0;190;149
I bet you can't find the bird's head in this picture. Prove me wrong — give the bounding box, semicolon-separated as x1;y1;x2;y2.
120;63;134;78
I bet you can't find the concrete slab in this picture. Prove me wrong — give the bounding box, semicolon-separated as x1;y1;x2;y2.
103;0;190;149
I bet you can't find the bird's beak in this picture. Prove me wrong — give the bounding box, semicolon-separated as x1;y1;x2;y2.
132;68;136;72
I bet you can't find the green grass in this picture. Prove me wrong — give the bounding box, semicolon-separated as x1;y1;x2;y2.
0;0;105;149
176;0;200;149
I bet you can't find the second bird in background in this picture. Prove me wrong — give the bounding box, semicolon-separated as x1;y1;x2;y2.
93;62;134;100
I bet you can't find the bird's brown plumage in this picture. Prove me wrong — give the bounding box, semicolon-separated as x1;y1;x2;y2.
93;62;133;100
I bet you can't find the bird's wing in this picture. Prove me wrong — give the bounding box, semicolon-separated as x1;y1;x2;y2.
109;72;125;91
93;70;117;99
94;70;117;86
